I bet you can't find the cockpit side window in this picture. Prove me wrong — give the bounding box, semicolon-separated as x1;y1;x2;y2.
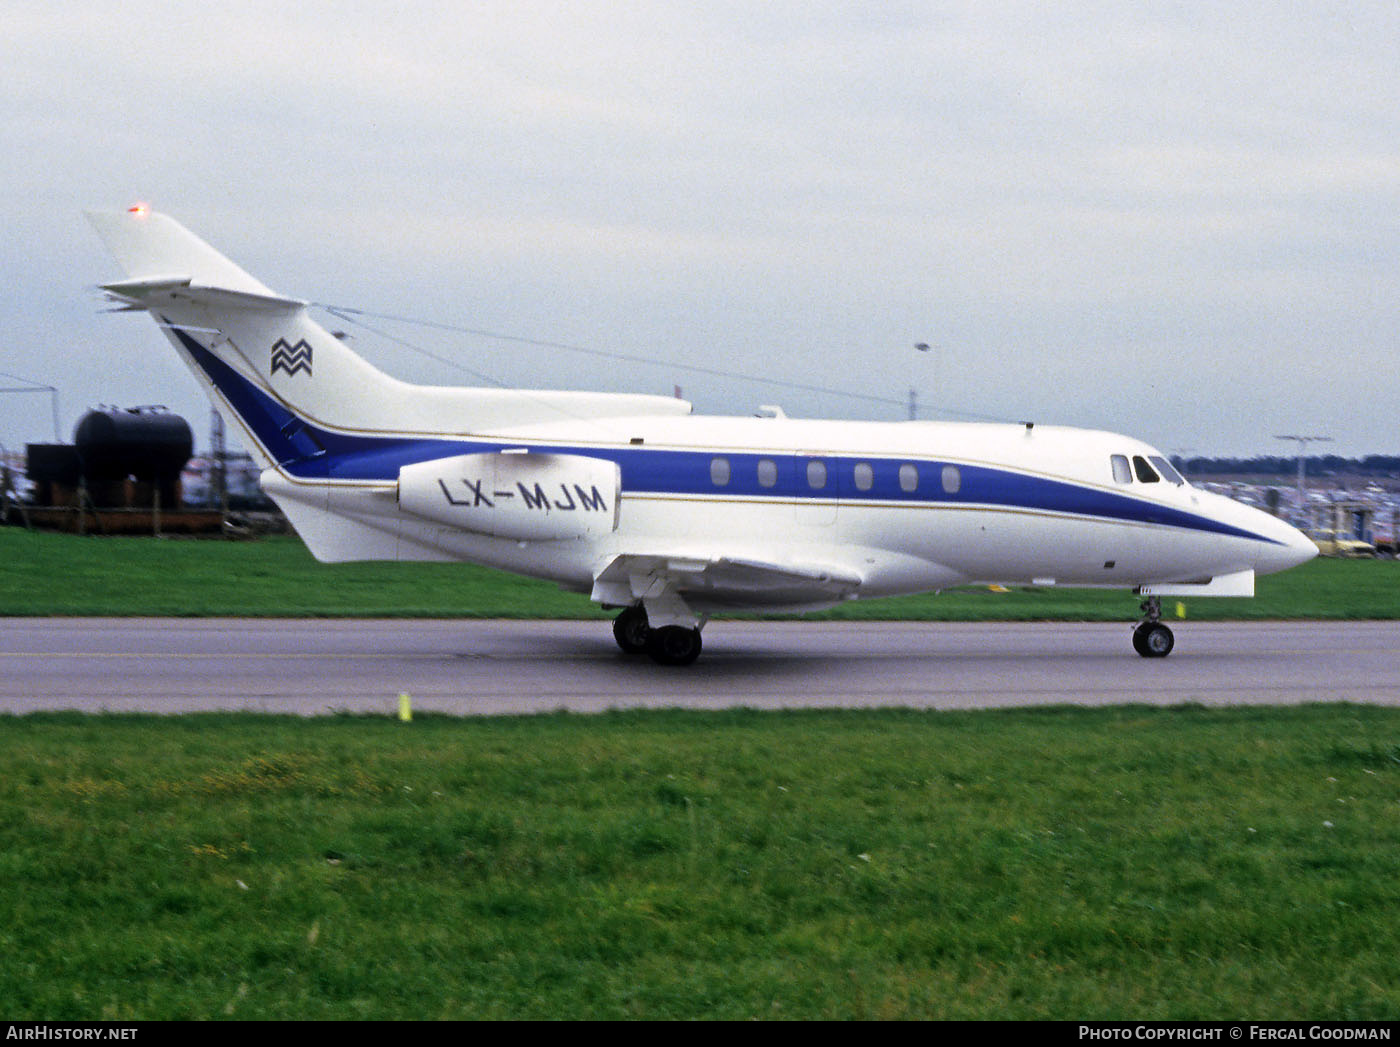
1132;455;1161;483
1111;455;1132;484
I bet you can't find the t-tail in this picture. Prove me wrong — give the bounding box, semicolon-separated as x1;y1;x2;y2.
86;207;416;472
86;208;693;467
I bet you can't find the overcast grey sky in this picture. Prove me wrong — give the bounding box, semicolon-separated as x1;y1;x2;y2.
4;1;1398;457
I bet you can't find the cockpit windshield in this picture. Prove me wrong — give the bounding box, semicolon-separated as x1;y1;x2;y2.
1110;452;1189;487
1148;455;1186;485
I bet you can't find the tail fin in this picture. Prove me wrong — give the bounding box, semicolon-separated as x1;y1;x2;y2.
88;208;697;473
86;207;278;298
86;207;407;470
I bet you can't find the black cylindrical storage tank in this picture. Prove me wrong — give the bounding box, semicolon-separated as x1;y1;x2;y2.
74;406;194;507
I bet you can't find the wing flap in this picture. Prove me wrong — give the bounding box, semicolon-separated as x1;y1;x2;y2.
592;551;863;612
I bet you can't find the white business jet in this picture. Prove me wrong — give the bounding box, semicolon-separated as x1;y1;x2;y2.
87;207;1316;665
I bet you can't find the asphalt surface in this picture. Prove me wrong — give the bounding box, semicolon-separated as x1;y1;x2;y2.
2;618;1398;714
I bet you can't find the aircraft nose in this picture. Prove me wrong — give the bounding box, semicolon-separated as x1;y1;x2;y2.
1256;515;1318;575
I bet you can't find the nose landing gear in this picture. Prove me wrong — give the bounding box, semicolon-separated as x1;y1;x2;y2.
1132;596;1175;658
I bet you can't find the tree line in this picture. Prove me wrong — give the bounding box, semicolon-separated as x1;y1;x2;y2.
1180;455;1400;477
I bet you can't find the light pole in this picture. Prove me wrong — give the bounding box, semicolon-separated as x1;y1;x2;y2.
911;343;937;421
1275;434;1333;503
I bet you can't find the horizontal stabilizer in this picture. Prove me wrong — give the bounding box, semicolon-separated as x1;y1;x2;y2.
99;274;191;298
99;276;305;313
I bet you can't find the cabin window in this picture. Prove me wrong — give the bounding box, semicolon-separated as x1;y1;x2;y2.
898;463;918;493
1149;455;1186;485
1132;455;1161;483
757;458;778;488
709;456;730;486
853;462;873;492
1111;455;1132;484
806;459;827;489
941;464;961;495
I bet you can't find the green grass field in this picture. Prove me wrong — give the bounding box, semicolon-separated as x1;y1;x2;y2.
2;527;1398;619
3;705;1399;1020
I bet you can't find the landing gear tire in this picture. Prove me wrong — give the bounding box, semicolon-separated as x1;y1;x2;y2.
1133;621;1174;658
612;606;650;654
646;625;703;666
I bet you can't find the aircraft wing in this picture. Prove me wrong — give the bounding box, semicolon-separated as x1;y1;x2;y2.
591;551;863;616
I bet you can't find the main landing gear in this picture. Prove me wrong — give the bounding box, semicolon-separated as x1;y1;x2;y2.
1132;596;1175;658
612;605;703;666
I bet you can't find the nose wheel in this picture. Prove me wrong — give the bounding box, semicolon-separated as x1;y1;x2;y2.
1132;597;1175;658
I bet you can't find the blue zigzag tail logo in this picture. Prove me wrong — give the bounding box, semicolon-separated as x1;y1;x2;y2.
270;337;313;377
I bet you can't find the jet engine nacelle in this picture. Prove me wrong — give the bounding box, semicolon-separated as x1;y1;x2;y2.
398;451;621;541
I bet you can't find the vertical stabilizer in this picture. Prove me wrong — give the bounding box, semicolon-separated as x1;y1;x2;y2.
87;207;699;470
86;207;407;469
85;207;276;297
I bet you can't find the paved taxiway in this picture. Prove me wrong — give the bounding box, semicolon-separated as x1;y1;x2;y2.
2;618;1398;714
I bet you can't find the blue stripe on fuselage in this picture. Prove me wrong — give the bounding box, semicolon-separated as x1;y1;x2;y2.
171;326;1280;546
